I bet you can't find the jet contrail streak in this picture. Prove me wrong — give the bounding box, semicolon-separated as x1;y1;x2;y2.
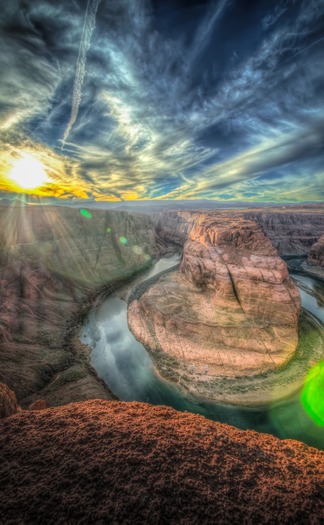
61;0;102;149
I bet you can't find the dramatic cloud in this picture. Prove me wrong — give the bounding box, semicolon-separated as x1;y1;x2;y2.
0;0;323;202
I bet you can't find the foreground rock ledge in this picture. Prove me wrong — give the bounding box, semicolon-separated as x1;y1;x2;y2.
0;400;323;525
129;215;301;401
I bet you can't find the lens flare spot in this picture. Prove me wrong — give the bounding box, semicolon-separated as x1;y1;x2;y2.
119;236;128;245
132;245;143;255
80;209;92;219
301;361;324;426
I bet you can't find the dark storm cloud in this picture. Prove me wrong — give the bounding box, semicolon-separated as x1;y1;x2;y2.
0;0;323;201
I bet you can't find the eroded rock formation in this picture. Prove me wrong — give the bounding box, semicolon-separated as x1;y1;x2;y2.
0;400;322;524
129;214;301;402
0;382;19;418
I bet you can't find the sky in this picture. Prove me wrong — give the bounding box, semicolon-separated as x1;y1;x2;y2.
0;0;323;203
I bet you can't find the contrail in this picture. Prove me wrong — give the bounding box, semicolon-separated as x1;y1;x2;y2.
190;0;229;62
61;0;102;149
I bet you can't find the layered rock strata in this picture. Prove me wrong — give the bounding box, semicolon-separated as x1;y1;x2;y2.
129;215;301;401
0;400;323;525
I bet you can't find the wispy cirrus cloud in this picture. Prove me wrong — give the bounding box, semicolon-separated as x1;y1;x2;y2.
0;0;323;202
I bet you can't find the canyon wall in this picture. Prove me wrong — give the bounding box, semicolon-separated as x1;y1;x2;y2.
0;205;157;407
129;213;301;403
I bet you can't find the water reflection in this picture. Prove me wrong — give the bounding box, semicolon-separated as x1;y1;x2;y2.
291;273;324;322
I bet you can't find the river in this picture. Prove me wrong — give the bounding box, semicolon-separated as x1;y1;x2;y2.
80;255;324;449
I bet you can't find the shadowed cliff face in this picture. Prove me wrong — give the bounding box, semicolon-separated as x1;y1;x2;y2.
0;400;323;525
129;213;301;402
307;234;324;268
0;205;157;407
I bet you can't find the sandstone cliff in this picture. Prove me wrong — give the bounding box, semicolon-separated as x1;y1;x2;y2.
0;205;157;407
0;400;322;525
129;213;301;403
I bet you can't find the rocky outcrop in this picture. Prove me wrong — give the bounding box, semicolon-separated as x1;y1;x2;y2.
0;382;19;418
307;234;324;268
0;400;322;525
155;210;201;247
0;205;157;407
300;234;324;280
129;214;301;403
29;399;47;411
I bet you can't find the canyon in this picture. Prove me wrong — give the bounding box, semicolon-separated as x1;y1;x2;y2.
0;204;323;408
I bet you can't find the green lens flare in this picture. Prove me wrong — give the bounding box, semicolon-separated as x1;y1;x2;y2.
301;361;324;426
119;236;128;245
80;209;92;219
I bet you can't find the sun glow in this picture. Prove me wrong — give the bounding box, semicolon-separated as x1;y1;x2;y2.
9;155;49;189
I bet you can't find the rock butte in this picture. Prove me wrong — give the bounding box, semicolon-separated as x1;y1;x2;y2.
0;400;323;525
128;213;301;401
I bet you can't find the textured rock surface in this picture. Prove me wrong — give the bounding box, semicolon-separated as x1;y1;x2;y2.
0;400;323;525
29;399;47;411
307;234;324;268
0;205;157;407
129;214;301;401
0;382;18;418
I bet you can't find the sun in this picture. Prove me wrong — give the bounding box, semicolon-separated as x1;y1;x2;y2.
9;154;49;189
